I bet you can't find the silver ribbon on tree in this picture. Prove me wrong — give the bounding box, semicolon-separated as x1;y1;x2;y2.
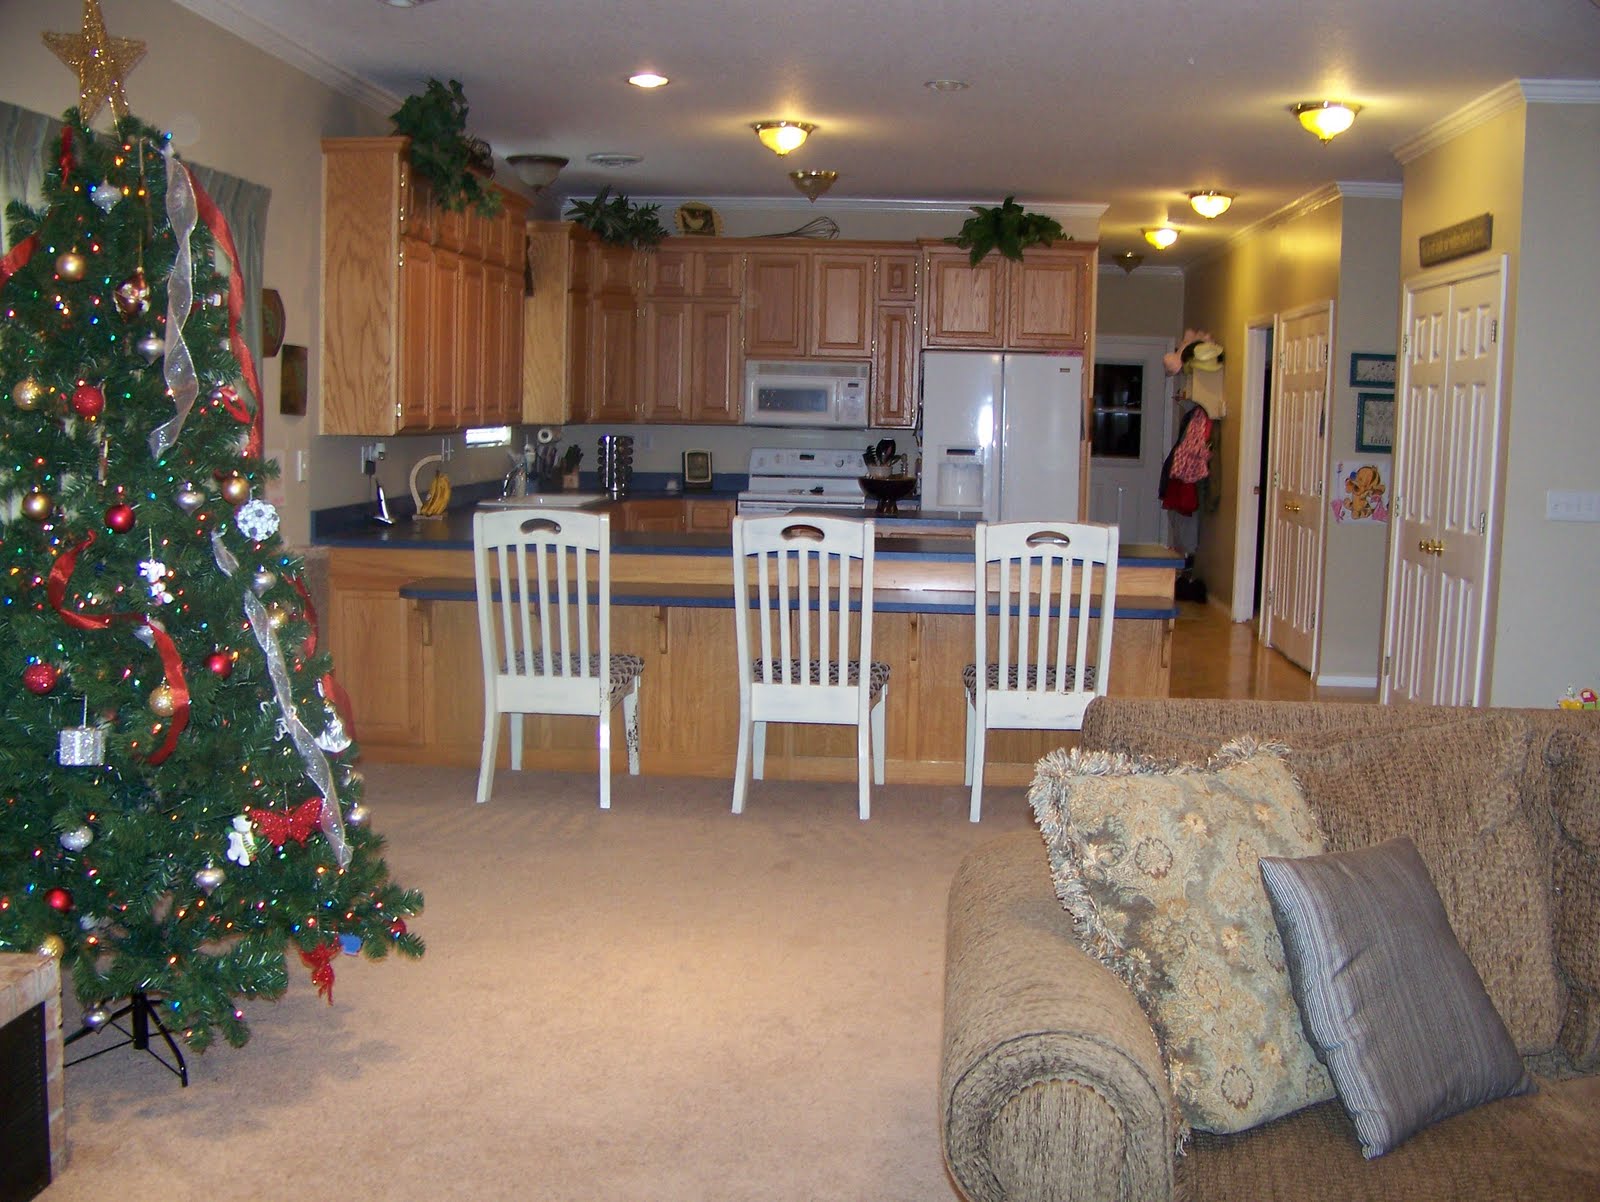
148;147;201;460
211;532;351;867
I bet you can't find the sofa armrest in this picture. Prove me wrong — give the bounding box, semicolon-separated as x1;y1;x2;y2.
941;832;1174;1202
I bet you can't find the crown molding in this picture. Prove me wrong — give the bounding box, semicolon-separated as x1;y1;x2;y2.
169;0;400;115
1186;180;1401;271
1394;79;1600;164
567;193;1108;222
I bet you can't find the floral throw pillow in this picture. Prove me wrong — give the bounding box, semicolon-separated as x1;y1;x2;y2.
1029;739;1335;1145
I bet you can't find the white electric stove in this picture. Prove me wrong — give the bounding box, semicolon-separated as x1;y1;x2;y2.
736;448;871;515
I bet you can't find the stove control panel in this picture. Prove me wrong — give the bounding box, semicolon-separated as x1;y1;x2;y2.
747;447;864;478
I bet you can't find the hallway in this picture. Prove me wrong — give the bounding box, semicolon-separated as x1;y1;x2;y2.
1167;601;1379;703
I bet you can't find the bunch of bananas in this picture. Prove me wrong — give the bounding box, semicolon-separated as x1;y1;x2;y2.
417;469;452;517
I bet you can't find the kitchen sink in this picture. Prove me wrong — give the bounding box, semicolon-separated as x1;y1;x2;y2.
477;493;609;510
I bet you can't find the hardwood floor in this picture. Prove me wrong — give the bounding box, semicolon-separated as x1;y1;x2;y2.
1168;601;1379;703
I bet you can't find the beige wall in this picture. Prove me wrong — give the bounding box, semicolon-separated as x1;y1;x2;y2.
1096;268;1185;339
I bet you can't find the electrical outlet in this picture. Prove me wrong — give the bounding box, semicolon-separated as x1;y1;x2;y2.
295;450;310;482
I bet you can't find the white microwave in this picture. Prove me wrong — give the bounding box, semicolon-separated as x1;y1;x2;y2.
744;360;870;427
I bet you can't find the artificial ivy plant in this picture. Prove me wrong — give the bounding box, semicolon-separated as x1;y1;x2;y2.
950;196;1067;266
565;187;669;250
390;78;502;218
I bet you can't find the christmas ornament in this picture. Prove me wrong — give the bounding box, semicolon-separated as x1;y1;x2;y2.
345;803;369;828
206;650;235;678
22;491;53;522
249;797;324;848
148;683;177;717
105;502;136;533
43;0;148;125
389;918;408;938
135;332;164;363
267;603;288;631
113;268;150;317
251;568;277;595
60;826;94;852
23;662;61;695
11;377;44;410
55;251;87;281
71;381;106;418
37;934;65;958
82;1004;112;1030
194;864;225;895
235;498;280;541
174;482;206;513
45;887;74;913
340;934;363;956
219;473;250;506
225;816;256;866
59;721;107;767
90;181;120;213
315;709;353;754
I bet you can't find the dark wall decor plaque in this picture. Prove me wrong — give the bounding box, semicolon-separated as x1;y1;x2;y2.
1419;213;1493;267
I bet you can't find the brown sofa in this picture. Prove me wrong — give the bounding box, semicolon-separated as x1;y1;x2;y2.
940;699;1600;1202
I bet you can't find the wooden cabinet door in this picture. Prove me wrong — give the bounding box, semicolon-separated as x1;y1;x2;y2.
923;250;1004;347
588;292;640;421
872;304;918;428
418;246;462;432
692;301;741;422
640;300;691;421
877;253;919;303
745;251;808;356
622;499;686;532
329;590;426;747
484;264;523;425
686;499;734;532
809;253;873;356
397;235;434;431
646;248;693;297
455;256;488;427
695;251;743;299
1007;253;1088;349
592;244;640;295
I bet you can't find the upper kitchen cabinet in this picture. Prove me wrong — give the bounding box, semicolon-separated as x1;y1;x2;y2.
744;250;809;357
920;242;1094;351
319;137;528;436
809;253;874;357
523;221;589;426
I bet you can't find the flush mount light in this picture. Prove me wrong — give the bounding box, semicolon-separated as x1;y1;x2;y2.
789;170;837;202
1291;100;1362;142
1188;190;1234;219
587;152;643;169
376;0;433;7
628;72;670;89
1143;227;1179;250
1114;251;1144;274
752;121;815;156
924;79;970;93
507;154;568;191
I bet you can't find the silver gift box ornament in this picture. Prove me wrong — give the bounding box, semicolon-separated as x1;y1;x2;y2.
59;724;107;766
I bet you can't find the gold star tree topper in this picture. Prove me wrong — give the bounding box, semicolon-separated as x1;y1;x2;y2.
44;0;147;126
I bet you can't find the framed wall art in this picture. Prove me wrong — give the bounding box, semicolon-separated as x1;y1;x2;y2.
1356;392;1395;453
279;344;307;416
1349;352;1396;388
261;288;286;358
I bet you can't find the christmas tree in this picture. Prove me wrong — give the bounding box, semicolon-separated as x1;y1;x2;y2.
0;105;423;1052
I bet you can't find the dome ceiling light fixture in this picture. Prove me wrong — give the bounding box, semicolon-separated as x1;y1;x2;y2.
586;152;643;169
752;121;816;156
1188;190;1234;219
628;72;670;89
789;170;837;202
924;79;970;93
1291;100;1362;143
376;0;434;7
507;154;568;191
1143;227;1179;250
1114;251;1144;274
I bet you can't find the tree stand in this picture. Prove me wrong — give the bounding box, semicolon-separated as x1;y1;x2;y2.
64;991;188;1086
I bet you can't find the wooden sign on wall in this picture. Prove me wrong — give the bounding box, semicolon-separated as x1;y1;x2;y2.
1419;213;1493;267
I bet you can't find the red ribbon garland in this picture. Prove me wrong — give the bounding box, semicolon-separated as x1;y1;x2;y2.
248;796;325;847
0;232;40;296
58;126;74;183
287;574;358;744
299;942;337;1004
44;533;190;763
185;168;263;458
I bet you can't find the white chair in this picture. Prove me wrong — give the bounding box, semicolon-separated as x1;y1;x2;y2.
472;507;642;807
965;520;1120;822
731;514;888;819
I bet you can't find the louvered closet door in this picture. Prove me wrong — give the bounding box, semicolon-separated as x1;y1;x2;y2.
1263;305;1332;672
1384;262;1505;705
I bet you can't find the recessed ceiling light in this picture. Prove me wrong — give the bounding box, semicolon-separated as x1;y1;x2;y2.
587;152;643;169
924;79;970;93
628;72;670;89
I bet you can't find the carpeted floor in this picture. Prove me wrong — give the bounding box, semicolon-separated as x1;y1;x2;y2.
43;765;1038;1202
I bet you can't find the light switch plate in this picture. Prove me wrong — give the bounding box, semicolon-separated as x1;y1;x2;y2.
1546;489;1600;522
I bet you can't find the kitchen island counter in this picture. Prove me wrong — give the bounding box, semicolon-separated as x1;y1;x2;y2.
315;501;1180;786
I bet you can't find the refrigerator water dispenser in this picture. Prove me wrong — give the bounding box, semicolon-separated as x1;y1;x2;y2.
937;451;984;509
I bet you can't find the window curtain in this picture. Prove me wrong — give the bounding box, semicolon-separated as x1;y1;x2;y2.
1;101;271;382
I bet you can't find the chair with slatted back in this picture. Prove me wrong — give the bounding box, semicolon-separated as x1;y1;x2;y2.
472;507;642;807
965;520;1119;822
731;514;888;819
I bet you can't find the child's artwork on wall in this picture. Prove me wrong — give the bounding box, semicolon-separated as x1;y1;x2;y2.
1329;458;1390;524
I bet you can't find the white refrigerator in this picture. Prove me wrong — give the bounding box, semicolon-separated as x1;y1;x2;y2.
919;350;1083;522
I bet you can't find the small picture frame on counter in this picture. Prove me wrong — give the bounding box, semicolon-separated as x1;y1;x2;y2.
683;449;713;490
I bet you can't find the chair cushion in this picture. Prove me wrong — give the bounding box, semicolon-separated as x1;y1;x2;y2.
752;658;889;701
1260;837;1534;1158
1029;738;1335;1144
511;651;643;703
962;661;1098;697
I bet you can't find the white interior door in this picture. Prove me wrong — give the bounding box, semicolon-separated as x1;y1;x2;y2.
1383;260;1505;705
1261;304;1332;672
1088;336;1172;544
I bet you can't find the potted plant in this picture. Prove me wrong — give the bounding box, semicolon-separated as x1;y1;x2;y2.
389;78;501;218
565;187;669;250
950;196;1066;266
